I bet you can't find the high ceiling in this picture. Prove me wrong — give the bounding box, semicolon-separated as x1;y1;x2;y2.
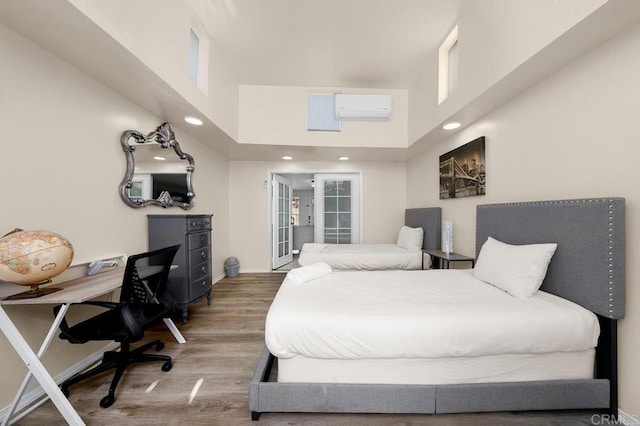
190;0;462;88
2;0;638;161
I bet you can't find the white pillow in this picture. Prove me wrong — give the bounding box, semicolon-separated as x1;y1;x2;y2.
397;226;423;251
473;237;557;299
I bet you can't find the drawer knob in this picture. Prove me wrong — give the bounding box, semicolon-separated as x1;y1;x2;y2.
201;280;207;287
201;266;207;273
200;235;206;242
201;251;206;259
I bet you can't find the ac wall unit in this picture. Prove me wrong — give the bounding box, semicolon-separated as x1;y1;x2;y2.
334;94;392;119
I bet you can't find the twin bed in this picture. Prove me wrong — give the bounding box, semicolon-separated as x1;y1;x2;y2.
250;198;625;419
298;207;441;270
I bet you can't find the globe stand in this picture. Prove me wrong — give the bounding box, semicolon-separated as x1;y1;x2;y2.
4;280;62;301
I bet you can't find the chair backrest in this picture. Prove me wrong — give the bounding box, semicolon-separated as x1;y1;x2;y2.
120;245;181;314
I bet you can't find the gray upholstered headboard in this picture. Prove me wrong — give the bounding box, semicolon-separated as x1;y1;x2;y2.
476;198;625;319
405;207;442;251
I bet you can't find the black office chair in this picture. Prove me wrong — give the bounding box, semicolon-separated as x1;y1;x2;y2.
55;245;181;408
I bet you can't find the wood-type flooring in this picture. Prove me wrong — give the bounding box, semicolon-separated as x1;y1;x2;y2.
15;273;602;425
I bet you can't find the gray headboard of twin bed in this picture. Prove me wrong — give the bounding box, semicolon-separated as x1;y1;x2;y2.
405;207;442;251
476;198;625;319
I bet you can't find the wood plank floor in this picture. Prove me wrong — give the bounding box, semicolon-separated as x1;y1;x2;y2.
16;273;600;425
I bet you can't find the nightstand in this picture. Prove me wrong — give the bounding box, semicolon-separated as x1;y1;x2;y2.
424;250;476;269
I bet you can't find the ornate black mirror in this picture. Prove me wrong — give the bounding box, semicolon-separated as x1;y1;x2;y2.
119;122;195;209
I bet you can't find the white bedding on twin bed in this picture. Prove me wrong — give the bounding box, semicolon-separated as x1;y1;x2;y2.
297;243;424;270
265;269;600;361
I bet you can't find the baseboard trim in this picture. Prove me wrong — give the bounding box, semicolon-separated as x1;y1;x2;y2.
0;342;119;424
620;409;640;425
212;273;225;284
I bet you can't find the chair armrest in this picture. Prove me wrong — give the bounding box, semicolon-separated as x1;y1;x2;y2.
53;301;124;343
119;304;144;341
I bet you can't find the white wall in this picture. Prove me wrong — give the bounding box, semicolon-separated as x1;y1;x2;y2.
0;23;229;406
238;85;408;148
406;23;640;415
408;0;607;144
229;161;406;271
67;0;240;140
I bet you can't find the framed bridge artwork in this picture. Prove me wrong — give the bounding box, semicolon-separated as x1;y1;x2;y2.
439;136;486;199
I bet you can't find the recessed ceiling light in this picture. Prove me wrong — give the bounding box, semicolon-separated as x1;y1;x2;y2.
339;156;350;161
184;116;203;126
282;156;293;160
153;156;166;161
443;121;461;130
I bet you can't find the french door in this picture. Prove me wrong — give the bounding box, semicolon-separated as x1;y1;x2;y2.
314;173;361;244
272;175;293;269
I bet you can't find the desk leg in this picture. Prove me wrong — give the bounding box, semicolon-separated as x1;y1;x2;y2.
163;318;186;344
0;306;84;426
3;303;71;425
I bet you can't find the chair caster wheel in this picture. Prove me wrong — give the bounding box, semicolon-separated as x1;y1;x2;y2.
156;341;165;351
100;395;115;408
162;361;172;372
61;387;70;398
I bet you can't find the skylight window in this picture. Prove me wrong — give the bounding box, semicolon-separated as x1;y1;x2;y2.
188;21;209;95
189;30;199;85
438;25;459;104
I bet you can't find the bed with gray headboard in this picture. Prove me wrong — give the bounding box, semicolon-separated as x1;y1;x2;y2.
297;207;441;270
250;197;625;419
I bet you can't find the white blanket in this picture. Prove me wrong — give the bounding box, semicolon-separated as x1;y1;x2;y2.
298;243;423;270
265;269;599;360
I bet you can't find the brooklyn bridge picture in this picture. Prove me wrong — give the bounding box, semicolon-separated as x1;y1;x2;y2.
439;136;486;199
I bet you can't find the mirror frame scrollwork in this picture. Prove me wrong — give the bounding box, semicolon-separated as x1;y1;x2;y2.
119;122;196;209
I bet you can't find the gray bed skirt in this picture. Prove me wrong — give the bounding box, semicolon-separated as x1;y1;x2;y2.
249;347;609;419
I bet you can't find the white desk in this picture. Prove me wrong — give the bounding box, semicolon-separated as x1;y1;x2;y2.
0;268;185;425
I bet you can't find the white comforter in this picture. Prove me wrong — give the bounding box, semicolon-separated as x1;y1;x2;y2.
265;269;599;360
298;243;423;270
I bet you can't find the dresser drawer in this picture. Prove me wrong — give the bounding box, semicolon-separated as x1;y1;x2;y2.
190;275;211;299
188;231;210;250
190;259;211;281
188;246;210;266
187;216;212;232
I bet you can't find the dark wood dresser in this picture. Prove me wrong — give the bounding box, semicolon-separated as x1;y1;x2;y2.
147;214;212;323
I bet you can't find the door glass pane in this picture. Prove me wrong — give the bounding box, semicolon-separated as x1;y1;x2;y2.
324;197;337;212
324;229;338;244
278;242;284;257
324;181;337;196
338;196;351;212
284;241;289;253
338;230;351;244
278;213;283;227
338;213;351;227
284;228;289;241
324;213;337;228
337;181;351;196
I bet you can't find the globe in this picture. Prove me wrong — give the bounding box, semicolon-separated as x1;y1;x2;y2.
0;229;74;299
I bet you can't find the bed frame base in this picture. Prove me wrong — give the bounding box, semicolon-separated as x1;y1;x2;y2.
249;347;611;420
